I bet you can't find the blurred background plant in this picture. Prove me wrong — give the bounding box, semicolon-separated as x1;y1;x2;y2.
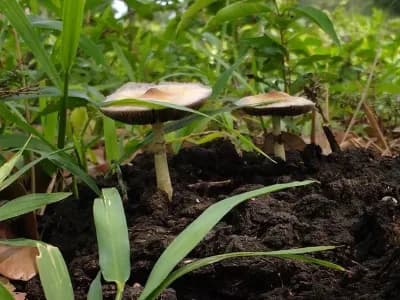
1;0;399;178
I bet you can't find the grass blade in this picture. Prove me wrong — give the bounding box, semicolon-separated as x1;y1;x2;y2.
93;188;130;288
147;247;344;299
0;193;71;221
60;0;86;72
139;180;315;299
0;136;30;186
176;0;217;34
0;0;62;88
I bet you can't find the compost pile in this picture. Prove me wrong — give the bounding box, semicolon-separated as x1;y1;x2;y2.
25;140;400;299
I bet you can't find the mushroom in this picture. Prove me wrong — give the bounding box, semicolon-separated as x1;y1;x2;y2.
237;91;314;161
100;82;212;200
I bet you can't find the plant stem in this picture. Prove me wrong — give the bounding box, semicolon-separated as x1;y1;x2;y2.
58;72;69;149
152;122;173;201
115;282;124;300
272;116;285;160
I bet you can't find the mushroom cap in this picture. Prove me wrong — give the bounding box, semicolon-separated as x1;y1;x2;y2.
237;91;315;116
100;82;212;124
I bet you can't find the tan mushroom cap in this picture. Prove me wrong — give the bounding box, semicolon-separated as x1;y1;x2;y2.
237;91;315;116
101;82;212;124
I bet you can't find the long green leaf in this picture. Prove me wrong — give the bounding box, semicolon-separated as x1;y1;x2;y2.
60;0;86;72
176;0;217;34
0;239;73;300
206;1;271;30
0;134;100;196
139;180;315;299
37;243;74;300
0;282;14;300
211;55;245;98
93;188;130;286
87;271;103;300
0;0;62;88
146;247;344;299
103;97;270;160
293;5;340;46
0;136;31;186
0;193;71;221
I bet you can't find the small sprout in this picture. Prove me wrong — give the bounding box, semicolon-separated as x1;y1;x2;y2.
100;82;211;201
237;91;315;161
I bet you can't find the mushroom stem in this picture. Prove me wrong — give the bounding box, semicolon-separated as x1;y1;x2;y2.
151;122;173;201
272;115;286;161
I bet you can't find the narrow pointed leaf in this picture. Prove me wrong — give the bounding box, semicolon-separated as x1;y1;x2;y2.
0;193;71;221
147;247;344;299
0;136;31;186
139;180;315;299
60;0;86;71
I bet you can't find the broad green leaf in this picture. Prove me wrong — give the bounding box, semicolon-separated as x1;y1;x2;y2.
93;188;130;286
293;5;340;46
87;271;103;300
0;282;14;300
0;136;30;186
60;0;86;72
176;0;217;34
0;0;62;88
0;239;73;300
147;247;344;299
139;180;315;299
37;243;74;300
206;1;271;30
0;193;71;221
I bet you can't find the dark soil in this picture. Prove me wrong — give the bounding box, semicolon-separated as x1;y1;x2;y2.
22;140;400;299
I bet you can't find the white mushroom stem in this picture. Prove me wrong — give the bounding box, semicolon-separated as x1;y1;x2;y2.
272;116;286;161
152;122;173;201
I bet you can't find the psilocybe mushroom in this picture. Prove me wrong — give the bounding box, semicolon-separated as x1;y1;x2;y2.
100;82;212;201
237;91;315;161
